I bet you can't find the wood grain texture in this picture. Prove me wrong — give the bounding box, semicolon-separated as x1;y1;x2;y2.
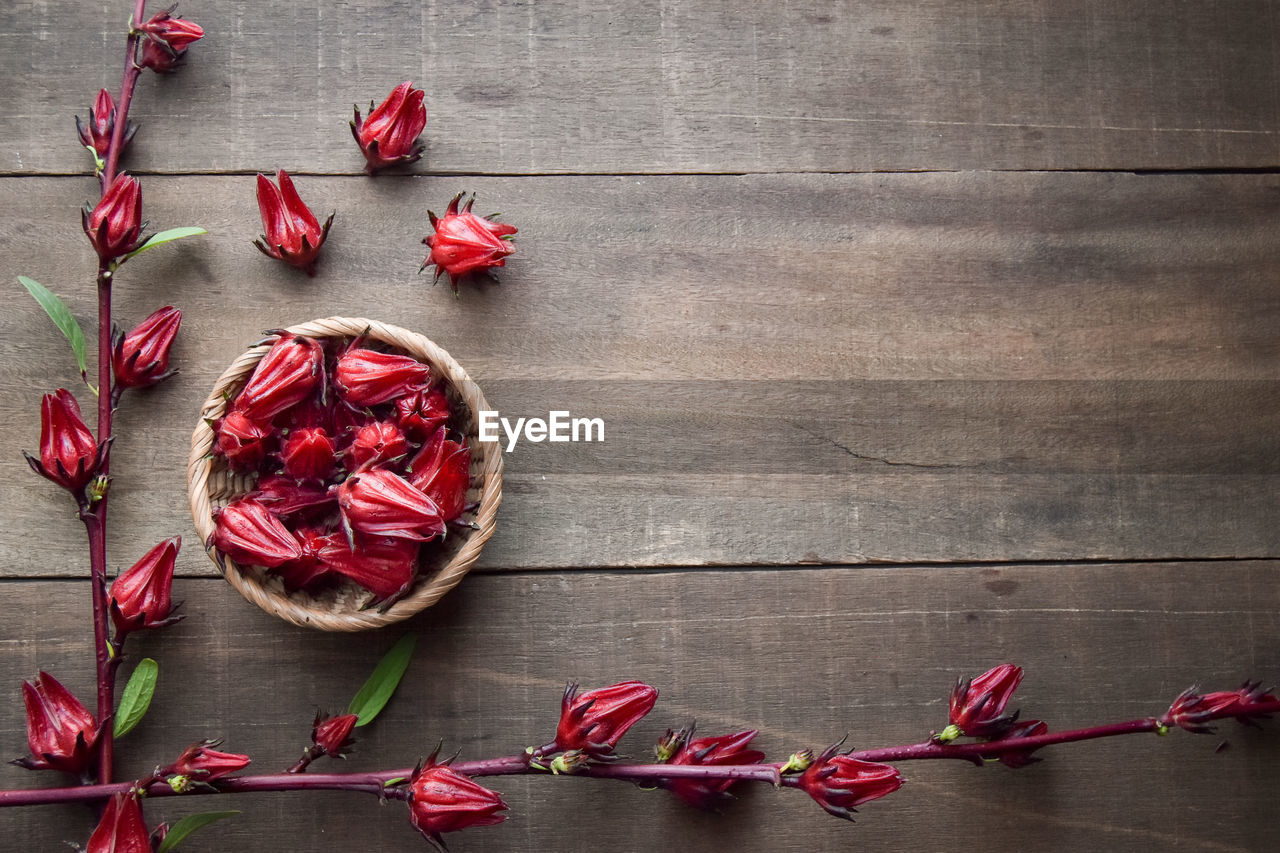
0;564;1277;851
0;173;1276;575
2;1;1279;175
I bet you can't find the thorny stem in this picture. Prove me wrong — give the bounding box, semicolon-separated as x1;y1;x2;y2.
2;699;1277;810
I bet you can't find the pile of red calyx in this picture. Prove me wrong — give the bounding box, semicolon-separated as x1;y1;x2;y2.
208;331;471;606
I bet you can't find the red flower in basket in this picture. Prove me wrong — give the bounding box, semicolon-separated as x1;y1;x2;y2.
235;332;324;423
334;347;430;407
337;469;446;543
407;427;471;522
211;497;304;569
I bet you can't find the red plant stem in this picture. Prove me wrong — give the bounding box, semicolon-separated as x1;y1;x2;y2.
2;700;1277;810
101;0;148;189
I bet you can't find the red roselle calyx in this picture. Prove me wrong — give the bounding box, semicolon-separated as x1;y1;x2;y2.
421;192;517;295
337;469;446;542
76;88;136;160
407;753;508;845
168;739;251;784
109;536;183;636
253;170;334;276
349;421;409;470
1163;681;1278;733
82;173;144;263
312;712;359;758
659;727;767;810
112;306;181;389
86;792;151;853
25;389;105;494
797;744;904;821
994;719;1049;769
939;663;1024;741
211;498;304;569
281;427;337;481
313;532;417;600
335;347;430;407
136;5;204;73
236;333;324;423
15;671;98;774
551;680;659;757
350;81;427;174
395;387;451;439
407;427;471;522
214;409;273;472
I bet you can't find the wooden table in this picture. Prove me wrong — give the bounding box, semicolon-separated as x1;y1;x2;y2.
1;2;1278;850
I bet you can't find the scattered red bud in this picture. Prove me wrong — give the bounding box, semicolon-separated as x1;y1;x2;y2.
350;81;427;174
76;88;136;159
169;739;251;781
554;680;658;756
214;409;273;472
407;427;471;522
281;427;337;481
312;712;359;757
408;755;507;844
235;333;324;423
86;792;150;853
334;347;430;407
349;421;409;471
253;170;334;276
112;305;181;389
136;6;203;73
337;469;446;542
797;744;903;821
15;671;98;774
25;389;104;494
943;663;1024;741
109;536;183;636
421;192;517;294
661;727;766;810
82;173;144;262
211;498;304;568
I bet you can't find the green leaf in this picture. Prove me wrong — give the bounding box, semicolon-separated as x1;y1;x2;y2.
156;811;239;853
347;634;416;726
123;226;208;261
114;657;158;739
18;276;88;378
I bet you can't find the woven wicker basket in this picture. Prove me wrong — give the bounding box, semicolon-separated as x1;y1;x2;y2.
187;317;502;631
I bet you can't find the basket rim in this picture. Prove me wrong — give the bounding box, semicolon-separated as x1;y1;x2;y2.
187;316;502;631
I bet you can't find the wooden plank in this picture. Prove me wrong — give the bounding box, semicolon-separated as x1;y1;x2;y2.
0;563;1277;850
0;173;1276;575
2;1;1278;175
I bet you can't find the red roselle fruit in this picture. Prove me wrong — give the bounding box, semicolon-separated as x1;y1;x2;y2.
941;663;1024;741
76;88;136;159
796;745;904;821
214;409;273;472
236;333;324;423
109;536;183;636
314;532;417;600
337;469;446;542
136;5;204;73
25;388;104;494
395;387;451;439
349;421;409;470
281;427;337;481
658;727;767;810
1164;681;1278;733
407;427;471;522
82;173;144;262
552;681;659;756
334;347;430;407
312;712;359;757
168;739;251;783
15;671;98;774
253;170;335;276
211;498;304;568
350;81;427;174
994;719;1049;769
86;791;151;853
112;306;181;389
407;753;508;845
421;192;517;295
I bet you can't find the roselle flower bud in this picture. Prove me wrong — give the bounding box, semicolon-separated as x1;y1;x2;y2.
395;387;451;439
137;6;204;73
407;427;471;522
350;81;427;174
350;421;409;470
334;347;430;407
271;526;331;592
25;389;105;494
211;498;304;568
250;474;336;520
421;192;517;294
1164;681;1277;734
661;727;766;810
76;88;136;159
110;536;183;636
253;170;334;276
214;409;272;472
337;469;446;542
87;792;150;853
82;173;144;262
315;532;417;599
312;712;359;757
994;719;1048;769
797;745;903;821
408;756;507;845
14;671;97;774
553;680;658;756
281;427;336;481
941;663;1024;741
169;739;251;781
236;333;324;423
112;306;181;389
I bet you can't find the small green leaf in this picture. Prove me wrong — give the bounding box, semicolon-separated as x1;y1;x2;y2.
123;226;208;261
383;777;406;788
114;657;158;738
347;634;416;726
18;276;88;378
84;144;105;174
155;811;239;853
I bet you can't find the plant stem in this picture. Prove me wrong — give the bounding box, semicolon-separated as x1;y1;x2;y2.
101;0;148;189
845;718;1161;765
